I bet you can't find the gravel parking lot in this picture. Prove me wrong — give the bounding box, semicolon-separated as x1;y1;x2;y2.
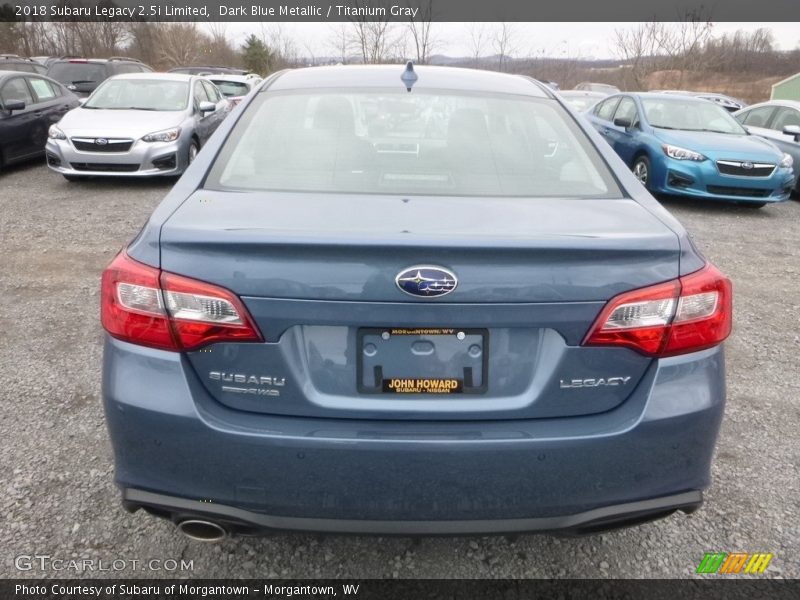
1;161;798;579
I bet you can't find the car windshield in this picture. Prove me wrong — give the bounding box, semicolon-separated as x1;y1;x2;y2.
210;80;250;97
206;89;620;198
85;79;188;111
642;97;746;134
47;62;106;84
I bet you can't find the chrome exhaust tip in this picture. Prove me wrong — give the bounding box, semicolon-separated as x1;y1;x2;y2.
176;519;227;542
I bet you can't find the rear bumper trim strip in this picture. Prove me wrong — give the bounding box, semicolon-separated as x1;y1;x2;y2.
122;488;703;535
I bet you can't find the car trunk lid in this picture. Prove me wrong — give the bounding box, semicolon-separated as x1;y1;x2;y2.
159;190;680;420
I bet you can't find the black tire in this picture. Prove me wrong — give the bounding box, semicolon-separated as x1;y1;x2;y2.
632;155;651;189
188;140;199;165
63;174;87;182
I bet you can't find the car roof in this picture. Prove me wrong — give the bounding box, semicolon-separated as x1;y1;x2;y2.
49;58;111;64
109;73;195;82
268;65;550;97
204;74;257;83
169;66;247;74
745;99;800;110
0;69;54;78
627;92;713;102
560;90;605;97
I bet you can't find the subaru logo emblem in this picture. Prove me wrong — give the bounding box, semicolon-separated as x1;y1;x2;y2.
741;161;754;170
395;266;458;298
95;138;108;146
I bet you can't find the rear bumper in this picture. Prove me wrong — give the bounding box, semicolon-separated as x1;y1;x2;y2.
103;336;726;533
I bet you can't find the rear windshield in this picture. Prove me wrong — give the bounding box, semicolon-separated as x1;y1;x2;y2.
47;62;106;85
206;89;621;198
85;79;188;111
210;80;250;97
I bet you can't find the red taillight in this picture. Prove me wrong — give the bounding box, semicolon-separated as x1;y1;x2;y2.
583;263;732;357
101;251;263;351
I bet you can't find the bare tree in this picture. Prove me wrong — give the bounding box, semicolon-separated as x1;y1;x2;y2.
493;22;517;72
346;2;398;64
654;14;713;79
327;23;352;63
258;24;300;69
465;23;489;66
406;0;436;64
127;22;163;67
2;21;54;56
613;23;663;90
613;13;713;90
157;23;207;68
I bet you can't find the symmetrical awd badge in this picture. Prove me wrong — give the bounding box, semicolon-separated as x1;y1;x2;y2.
395;265;458;298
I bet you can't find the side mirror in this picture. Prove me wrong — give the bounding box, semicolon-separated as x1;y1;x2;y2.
198;101;216;114
613;117;632;129
783;125;800;142
4;99;25;113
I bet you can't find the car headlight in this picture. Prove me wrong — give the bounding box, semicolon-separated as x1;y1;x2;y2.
661;144;706;161
780;153;793;168
142;128;181;143
48;125;66;140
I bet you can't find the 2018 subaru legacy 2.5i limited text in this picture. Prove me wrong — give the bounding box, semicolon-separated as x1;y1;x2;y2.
101;65;732;540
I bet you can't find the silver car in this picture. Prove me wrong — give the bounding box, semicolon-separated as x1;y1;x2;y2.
735;100;800;194
45;73;230;180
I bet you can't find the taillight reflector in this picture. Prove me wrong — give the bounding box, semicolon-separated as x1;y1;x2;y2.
101;251;263;351
583;263;732;357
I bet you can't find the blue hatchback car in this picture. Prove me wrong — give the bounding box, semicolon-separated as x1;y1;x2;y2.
586;92;794;207
101;66;732;540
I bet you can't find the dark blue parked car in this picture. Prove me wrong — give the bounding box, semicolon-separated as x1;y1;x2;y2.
101;65;732;540
585;92;794;207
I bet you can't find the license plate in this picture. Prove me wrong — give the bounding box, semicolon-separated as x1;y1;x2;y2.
357;327;488;394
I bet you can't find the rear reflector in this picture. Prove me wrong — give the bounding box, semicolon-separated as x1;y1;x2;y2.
101;251;262;351
583;263;732;357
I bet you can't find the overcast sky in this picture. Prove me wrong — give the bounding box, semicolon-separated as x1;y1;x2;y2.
217;22;800;60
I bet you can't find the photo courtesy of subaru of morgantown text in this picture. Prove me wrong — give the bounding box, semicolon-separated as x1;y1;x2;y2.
100;65;732;539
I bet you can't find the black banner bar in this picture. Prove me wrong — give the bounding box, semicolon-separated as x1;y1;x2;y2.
2;0;800;22
4;579;800;600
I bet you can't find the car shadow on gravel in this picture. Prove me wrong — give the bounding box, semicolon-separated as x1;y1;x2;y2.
654;193;788;218
1;158;178;190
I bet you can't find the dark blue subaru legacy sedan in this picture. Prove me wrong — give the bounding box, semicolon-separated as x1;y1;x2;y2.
101;65;732;541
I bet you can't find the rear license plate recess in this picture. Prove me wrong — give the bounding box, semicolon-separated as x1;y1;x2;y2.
357;327;488;394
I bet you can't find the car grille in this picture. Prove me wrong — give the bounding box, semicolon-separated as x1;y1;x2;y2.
716;160;775;177
70;162;139;172
71;138;134;153
706;185;771;198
